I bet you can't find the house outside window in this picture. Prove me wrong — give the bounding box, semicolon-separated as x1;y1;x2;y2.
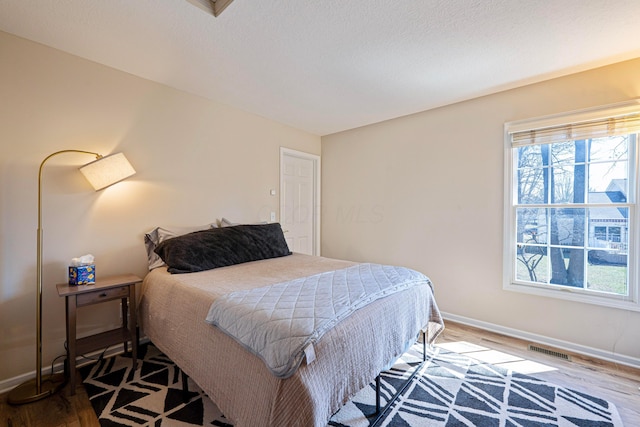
504;101;640;311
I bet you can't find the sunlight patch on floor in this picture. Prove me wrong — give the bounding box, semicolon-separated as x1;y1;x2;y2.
498;359;557;374
436;341;488;353
435;341;558;374
464;349;522;364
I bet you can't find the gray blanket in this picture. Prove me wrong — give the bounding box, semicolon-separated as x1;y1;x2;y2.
205;263;433;378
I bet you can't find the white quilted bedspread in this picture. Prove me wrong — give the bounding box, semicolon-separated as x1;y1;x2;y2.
205;263;433;378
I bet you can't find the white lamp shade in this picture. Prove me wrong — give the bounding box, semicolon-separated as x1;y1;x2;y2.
79;152;136;190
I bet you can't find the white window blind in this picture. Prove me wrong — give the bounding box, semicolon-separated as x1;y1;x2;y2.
507;99;640;146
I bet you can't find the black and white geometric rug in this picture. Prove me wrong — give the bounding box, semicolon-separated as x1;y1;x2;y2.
81;343;623;427
330;345;623;427
80;344;230;427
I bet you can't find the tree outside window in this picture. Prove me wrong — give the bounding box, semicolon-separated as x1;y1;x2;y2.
515;137;630;294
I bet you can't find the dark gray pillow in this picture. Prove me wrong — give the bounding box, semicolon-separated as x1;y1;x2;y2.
144;223;217;270
154;223;291;274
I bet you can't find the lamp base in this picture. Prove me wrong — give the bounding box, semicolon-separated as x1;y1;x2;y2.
7;373;67;405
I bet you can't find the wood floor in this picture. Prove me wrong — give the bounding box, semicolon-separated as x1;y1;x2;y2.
2;320;638;426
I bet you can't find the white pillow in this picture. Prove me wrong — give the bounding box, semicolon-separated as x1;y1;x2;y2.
220;217;267;227
219;217;236;227
144;223;216;270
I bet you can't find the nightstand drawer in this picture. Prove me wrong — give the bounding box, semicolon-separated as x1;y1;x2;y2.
76;286;129;306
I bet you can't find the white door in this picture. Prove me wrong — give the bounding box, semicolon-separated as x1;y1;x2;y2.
280;148;320;255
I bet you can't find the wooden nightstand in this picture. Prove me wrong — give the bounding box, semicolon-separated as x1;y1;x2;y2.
56;274;142;395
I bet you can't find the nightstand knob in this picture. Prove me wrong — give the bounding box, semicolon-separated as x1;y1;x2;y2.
99;292;107;297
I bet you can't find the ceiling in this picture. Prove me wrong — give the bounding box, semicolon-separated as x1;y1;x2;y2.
2;1;640;136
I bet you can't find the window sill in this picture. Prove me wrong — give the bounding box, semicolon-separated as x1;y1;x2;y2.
504;281;640;312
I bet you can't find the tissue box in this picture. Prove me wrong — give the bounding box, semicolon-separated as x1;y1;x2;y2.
68;265;95;285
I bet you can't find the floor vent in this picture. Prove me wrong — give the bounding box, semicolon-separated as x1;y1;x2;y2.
528;344;571;361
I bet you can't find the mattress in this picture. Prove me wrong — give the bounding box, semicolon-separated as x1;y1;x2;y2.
139;253;443;427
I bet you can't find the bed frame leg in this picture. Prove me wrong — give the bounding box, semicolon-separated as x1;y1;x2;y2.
375;375;381;414
368;331;428;425
181;370;189;394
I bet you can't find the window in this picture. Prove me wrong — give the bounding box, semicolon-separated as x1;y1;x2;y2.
504;100;640;310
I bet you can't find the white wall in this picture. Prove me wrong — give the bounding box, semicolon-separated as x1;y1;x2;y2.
0;31;320;385
321;58;640;365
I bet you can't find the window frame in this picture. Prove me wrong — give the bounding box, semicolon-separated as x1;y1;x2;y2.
503;100;640;311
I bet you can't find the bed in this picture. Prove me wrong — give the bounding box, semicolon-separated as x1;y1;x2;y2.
139;223;444;427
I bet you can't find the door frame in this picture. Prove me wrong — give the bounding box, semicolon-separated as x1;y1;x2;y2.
279;147;321;255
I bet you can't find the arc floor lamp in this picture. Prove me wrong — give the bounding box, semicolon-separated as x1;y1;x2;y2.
8;150;135;405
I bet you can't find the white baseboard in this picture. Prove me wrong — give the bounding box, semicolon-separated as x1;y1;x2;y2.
0;337;150;395
441;311;640;369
